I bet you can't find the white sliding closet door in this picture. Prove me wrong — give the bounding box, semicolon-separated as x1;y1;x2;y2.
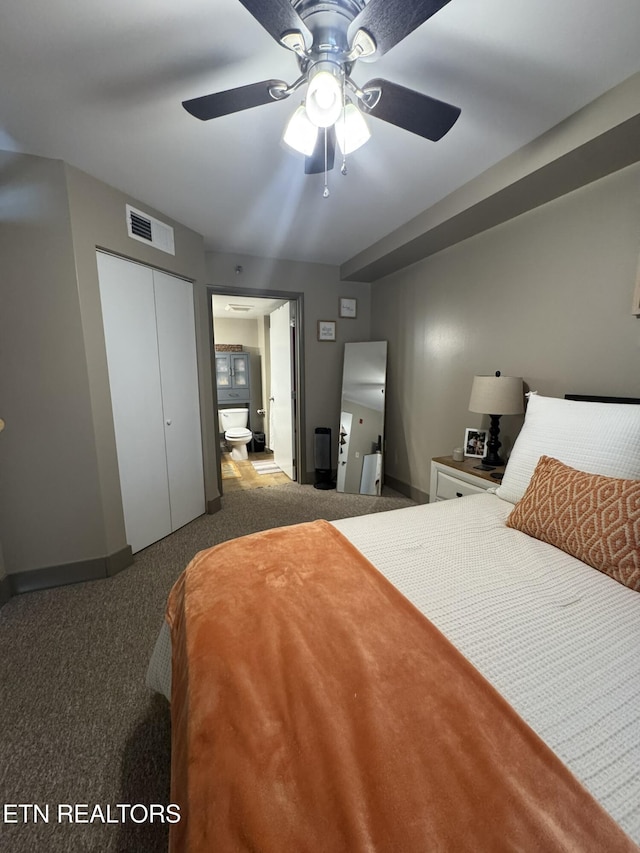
153;269;205;531
98;254;171;552
97;252;204;553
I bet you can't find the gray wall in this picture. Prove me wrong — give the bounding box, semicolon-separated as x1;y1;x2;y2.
65;164;216;555
2;72;637;585
206;253;372;475
0;152;214;584
343;71;640;283
0;153;105;577
372;161;640;501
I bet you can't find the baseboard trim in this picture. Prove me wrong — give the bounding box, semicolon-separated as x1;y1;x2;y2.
8;546;134;597
0;573;11;607
302;470;428;502
207;495;222;514
106;546;134;577
384;474;429;505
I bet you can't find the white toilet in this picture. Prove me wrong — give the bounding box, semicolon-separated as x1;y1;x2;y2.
219;408;252;461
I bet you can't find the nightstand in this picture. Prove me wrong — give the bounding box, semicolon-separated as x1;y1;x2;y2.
429;456;506;503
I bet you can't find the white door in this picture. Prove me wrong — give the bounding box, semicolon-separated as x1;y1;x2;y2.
97;253;204;553
153;270;205;530
269;302;294;480
98;253;171;553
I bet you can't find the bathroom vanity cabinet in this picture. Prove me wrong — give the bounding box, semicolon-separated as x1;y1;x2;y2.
215;352;251;403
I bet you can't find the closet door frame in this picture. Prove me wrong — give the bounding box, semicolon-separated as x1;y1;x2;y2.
97;252;204;553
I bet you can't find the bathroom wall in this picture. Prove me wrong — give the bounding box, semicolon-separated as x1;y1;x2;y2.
213;316;265;440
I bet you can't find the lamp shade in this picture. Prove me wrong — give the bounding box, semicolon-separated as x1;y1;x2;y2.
469;374;524;415
335;103;370;154
283;105;318;156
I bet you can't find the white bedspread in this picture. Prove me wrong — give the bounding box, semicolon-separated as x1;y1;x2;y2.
147;493;640;844
334;494;640;844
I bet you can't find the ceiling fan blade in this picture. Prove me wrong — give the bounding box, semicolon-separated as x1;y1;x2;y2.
362;78;460;141
182;79;289;121
305;127;336;175
237;0;313;51
348;0;452;60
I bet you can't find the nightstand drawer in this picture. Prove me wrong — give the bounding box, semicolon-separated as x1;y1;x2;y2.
436;471;488;500
430;457;505;503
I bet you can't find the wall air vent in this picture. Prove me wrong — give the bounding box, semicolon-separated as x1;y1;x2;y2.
126;204;175;255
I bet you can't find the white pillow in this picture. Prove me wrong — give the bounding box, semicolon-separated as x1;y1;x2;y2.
496;394;640;503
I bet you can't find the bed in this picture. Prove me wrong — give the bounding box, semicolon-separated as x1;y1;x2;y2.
147;394;640;851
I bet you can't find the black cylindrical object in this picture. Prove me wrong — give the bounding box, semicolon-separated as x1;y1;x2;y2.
314;427;334;490
252;431;265;453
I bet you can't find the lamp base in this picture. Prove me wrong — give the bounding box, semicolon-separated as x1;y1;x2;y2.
484;450;505;467
485;414;505;467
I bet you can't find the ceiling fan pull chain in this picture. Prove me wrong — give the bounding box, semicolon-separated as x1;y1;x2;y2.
323;128;330;197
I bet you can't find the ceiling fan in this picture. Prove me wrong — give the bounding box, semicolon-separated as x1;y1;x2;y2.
182;0;461;189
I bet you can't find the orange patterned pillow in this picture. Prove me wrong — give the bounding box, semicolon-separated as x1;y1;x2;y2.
506;456;640;591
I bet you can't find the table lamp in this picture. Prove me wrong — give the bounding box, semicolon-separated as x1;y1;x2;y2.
469;371;524;467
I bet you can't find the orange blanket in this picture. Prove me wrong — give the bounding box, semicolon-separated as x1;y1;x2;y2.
167;520;638;852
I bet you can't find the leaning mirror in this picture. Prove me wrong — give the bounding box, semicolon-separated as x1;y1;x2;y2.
337;341;387;495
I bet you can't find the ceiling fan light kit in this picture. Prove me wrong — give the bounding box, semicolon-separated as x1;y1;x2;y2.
284;99;370;158
335;103;370;155
283;104;319;156
183;0;461;194
305;61;344;127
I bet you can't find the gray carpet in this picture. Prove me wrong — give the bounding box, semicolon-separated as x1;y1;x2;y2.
0;482;414;853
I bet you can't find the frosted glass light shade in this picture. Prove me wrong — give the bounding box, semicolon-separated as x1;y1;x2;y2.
283;105;318;156
335;104;370;154
469;375;524;415
306;67;343;128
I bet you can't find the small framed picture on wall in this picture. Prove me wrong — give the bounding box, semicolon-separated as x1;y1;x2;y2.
317;320;336;341
339;297;357;318
464;428;488;458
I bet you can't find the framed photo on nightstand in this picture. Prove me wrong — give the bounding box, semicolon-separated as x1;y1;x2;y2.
339;298;357;318
464;428;488;458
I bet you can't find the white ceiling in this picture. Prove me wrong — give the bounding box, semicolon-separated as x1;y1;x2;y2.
212;293;286;318
2;0;640;267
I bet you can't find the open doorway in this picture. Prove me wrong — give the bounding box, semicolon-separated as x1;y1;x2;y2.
208;286;305;493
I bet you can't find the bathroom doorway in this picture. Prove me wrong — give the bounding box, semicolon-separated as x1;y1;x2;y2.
208;286;305;493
